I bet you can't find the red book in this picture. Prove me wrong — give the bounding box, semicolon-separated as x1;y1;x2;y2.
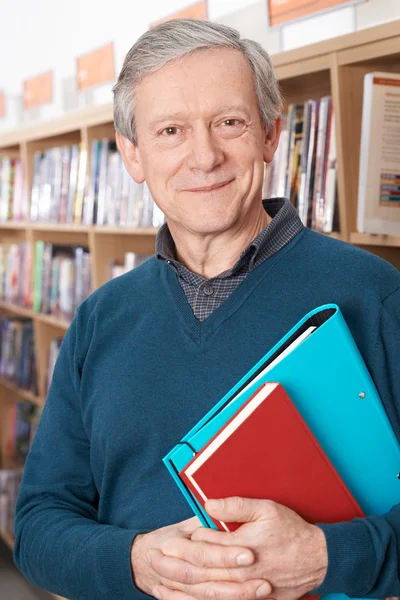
181;383;364;600
181;382;364;531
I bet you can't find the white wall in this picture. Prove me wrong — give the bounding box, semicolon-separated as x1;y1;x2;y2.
1;0;400;132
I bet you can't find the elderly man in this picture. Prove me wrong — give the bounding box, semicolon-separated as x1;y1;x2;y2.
14;18;400;600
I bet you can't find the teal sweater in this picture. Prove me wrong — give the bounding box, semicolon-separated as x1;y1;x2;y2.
13;228;400;600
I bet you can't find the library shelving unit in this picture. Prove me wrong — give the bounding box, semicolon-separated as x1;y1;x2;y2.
0;17;399;599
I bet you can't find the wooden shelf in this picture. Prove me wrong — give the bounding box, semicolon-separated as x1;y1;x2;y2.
36;313;70;331
0;222;159;235
30;223;90;233
0;301;71;331
0;529;15;551
0;378;43;406
0;221;29;230
93;226;159;235
350;233;400;248
0;301;34;319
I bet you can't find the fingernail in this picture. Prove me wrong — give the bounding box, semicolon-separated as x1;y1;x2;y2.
236;552;253;566
256;584;270;598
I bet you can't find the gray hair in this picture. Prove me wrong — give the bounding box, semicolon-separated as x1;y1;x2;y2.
112;18;282;144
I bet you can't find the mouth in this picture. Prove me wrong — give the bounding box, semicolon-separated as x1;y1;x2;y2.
187;179;233;193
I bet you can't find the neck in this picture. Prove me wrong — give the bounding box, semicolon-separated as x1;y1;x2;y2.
169;204;271;279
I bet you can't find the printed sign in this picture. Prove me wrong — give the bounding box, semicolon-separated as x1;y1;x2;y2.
151;1;207;28
23;71;53;110
268;0;357;27
77;42;115;91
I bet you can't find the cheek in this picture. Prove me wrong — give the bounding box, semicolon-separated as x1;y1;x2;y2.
228;135;263;168
148;147;186;187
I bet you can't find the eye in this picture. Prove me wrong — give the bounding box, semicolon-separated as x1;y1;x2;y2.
161;126;181;136
222;119;241;127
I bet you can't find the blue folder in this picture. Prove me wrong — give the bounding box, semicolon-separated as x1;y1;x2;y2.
163;303;400;600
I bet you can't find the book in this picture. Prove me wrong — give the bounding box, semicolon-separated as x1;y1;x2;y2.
74;142;88;224
0;318;37;395
262;100;337;233
357;72;400;235
312;97;331;231
288;105;305;209
322;110;337;233
33;242;91;320
298;100;318;227
164;304;400;534
181;382;364;532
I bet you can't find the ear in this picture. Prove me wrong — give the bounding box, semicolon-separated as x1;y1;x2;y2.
116;132;145;183
262;116;282;164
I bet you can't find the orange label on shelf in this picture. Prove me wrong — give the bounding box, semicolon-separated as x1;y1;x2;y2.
23;71;53;110
373;77;400;87
77;42;115;91
268;0;353;27
0;91;4;117
151;1;207;27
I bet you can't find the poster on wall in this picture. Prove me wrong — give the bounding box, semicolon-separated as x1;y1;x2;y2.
77;43;115;92
268;0;363;27
23;71;53;110
151;1;207;28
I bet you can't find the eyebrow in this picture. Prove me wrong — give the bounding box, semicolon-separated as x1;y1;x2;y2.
148;104;251;129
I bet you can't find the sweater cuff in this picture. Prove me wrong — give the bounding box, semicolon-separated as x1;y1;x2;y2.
310;521;376;597
97;527;151;599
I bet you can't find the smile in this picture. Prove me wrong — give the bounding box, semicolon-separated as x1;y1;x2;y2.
187;180;233;193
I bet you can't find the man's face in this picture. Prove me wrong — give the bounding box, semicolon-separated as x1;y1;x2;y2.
119;47;280;236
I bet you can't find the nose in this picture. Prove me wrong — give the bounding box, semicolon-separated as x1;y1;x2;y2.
186;123;224;173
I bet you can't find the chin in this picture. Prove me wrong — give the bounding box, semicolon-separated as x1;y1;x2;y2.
186;214;237;235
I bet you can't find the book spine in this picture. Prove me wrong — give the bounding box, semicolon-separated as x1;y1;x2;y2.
96;139;110;225
312;97;330;230
59;146;72;224
33;241;44;313
66;145;79;224
74;143;88;225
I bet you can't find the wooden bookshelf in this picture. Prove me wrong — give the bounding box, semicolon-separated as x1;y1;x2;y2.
274;19;400;271
0;18;399;600
0;378;43;407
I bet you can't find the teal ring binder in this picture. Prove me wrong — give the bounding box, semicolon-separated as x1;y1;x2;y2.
163;303;400;600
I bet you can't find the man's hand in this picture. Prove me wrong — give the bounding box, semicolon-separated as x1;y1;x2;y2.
185;497;327;600
131;515;272;600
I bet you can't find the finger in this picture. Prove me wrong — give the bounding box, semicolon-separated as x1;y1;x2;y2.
150;549;252;585
159;576;272;600
191;528;233;546
205;497;275;523
178;517;203;535
153;584;195;600
162;536;254;567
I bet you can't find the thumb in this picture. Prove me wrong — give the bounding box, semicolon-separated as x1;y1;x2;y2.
205;497;267;522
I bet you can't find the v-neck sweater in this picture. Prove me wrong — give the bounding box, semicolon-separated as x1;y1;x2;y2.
13;227;400;600
155;197;304;321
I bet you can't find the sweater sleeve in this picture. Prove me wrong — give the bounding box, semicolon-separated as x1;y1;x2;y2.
13;304;149;600
312;287;400;598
